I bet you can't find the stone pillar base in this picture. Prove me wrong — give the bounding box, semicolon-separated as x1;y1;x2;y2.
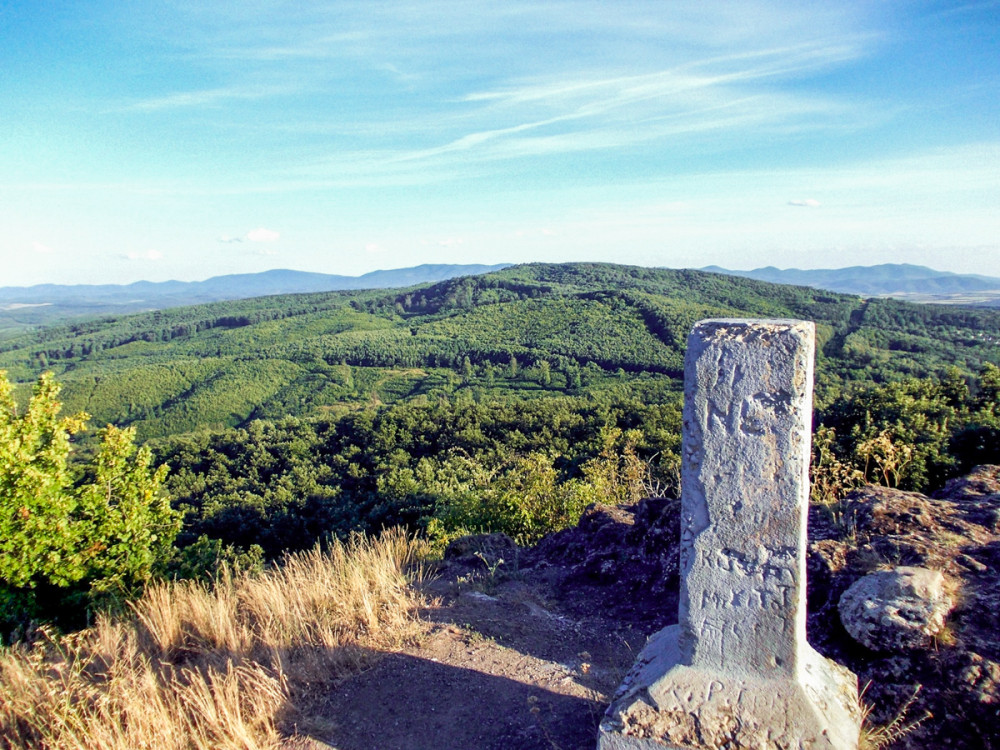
598;626;861;750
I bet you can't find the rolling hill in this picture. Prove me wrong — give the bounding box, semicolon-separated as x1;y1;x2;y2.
4;260;999;630
0;263;511;335
1;262;997;444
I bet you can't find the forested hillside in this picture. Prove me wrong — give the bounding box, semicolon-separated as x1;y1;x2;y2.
3;262;997;442
2;262;999;628
0;263;510;336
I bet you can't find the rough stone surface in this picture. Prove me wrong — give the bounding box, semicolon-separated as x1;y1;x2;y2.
806;471;1000;749
838;567;954;651
525;497;681;629
599;319;861;749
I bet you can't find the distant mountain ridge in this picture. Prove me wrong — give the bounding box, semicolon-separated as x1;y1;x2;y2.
0;264;512;304
701;263;1000;301
5;262;999;338
0;264;511;334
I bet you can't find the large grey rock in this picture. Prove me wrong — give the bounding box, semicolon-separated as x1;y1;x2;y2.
838;566;954;651
599;319;861;749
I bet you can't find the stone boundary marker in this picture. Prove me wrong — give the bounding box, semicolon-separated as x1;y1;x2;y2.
599;319;861;749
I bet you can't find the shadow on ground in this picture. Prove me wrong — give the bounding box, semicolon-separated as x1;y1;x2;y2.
315;647;604;750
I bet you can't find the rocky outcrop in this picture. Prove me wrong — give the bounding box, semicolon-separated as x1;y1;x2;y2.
524;496;682;629
522;465;1000;749
805;467;1000;749
838;567;954;651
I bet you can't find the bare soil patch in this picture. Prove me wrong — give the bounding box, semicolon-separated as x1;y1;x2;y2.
303;564;650;750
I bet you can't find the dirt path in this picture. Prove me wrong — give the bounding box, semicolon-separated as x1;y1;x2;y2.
297;567;649;750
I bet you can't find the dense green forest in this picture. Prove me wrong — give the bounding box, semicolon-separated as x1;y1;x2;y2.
3;263;997;439
2;262;999;630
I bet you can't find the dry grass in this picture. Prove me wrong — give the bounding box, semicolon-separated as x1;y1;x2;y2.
0;530;424;750
859;683;932;750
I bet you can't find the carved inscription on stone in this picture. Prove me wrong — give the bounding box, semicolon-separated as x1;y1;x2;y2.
598;318;862;750
678;319;814;675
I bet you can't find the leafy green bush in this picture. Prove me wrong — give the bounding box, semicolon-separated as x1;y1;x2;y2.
817;364;1000;494
0;371;179;629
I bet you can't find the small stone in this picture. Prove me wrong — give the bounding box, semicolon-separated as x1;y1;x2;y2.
986;507;1000;532
838;566;954;651
462;591;499;603
958;553;988;573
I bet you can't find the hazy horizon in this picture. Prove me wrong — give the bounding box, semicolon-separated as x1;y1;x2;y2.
4;260;1000;293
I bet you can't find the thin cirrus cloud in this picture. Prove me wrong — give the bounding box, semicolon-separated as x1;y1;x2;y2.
246;227;280;242
788;199;821;207
114;3;877;192
283;90;855;190
461;40;864;109
275;41;872;188
123;84;297;113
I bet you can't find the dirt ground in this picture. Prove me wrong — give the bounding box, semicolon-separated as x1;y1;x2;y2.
297;565;652;750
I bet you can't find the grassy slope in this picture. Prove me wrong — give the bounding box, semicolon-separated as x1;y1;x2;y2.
0;530;423;750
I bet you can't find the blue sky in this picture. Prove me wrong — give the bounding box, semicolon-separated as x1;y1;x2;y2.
2;0;999;285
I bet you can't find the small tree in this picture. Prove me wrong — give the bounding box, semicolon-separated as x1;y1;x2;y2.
0;371;179;619
75;425;177;595
537;359;552;387
976;362;1000;411
0;371;88;589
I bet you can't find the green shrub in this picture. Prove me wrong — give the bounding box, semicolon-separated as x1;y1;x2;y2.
0;371;179;629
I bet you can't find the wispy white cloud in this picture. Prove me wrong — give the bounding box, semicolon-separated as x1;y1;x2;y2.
105;0;880;188
32;241;53;254
462;40;864;108
286;92;855;188
219;228;281;243
264;34;874;189
219;227;281;242
931;1;1000;19
124;85;295;112
788;199;821;207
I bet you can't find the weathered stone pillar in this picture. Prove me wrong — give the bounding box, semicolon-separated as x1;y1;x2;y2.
599;319;861;749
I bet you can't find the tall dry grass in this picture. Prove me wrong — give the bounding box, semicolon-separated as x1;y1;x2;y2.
0;530;423;750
